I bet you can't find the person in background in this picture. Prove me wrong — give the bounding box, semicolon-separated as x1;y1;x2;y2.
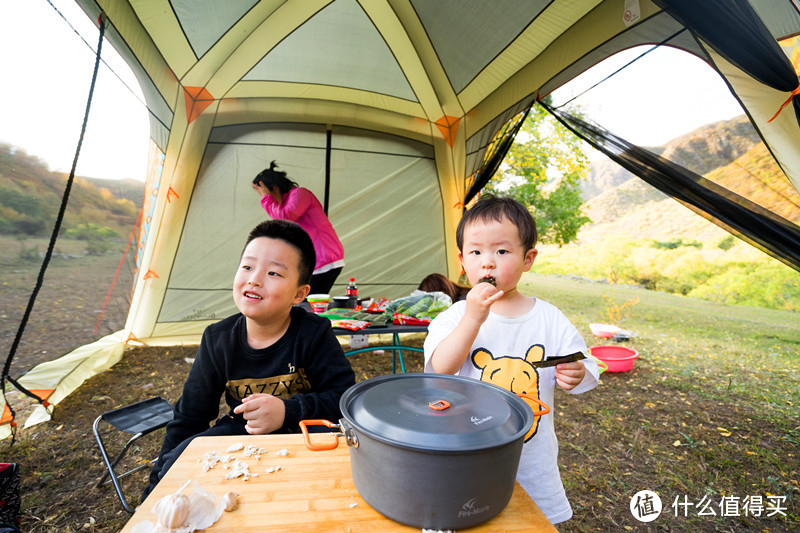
418;273;470;302
423;194;599;524
253;161;344;294
142;219;355;500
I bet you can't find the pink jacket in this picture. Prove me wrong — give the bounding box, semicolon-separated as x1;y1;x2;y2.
260;187;344;271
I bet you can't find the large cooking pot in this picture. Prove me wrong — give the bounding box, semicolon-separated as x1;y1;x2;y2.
299;373;550;529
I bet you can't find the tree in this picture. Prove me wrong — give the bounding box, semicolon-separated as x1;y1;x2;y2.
484;99;590;245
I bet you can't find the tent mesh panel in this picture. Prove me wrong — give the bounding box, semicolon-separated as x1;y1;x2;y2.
541;99;800;273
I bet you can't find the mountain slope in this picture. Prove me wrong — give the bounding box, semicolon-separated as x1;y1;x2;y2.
582;115;762;203
578;115;798;243
0;143;142;237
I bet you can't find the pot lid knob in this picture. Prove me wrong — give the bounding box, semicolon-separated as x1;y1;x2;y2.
428;399;451;411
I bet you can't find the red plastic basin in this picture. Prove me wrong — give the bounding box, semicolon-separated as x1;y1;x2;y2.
589;346;639;373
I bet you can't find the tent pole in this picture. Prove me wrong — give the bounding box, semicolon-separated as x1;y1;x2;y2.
324;128;332;214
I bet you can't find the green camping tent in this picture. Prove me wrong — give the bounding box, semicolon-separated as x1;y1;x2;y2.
6;0;800;434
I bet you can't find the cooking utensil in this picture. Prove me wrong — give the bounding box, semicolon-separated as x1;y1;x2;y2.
529;351;586;368
328;296;352;310
299;374;550;530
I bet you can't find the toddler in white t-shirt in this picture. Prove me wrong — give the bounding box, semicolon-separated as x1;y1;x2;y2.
424;194;599;524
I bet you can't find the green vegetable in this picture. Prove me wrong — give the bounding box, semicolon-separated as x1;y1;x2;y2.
384;293;426;316
427;301;449;313
402;296;433;317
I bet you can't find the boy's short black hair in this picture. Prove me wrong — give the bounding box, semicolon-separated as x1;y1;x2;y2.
244;219;316;285
456;194;538;251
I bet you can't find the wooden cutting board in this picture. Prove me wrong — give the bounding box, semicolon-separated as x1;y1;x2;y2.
121;434;556;532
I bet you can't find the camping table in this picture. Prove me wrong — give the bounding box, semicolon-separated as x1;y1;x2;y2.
120;434;556;532
332;324;428;373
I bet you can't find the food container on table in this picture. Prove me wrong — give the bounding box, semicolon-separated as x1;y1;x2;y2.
307;294;330;314
328;296;352;310
589;345;639;372
300;374;550;530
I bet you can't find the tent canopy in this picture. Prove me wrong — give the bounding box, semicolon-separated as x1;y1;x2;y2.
8;0;800;431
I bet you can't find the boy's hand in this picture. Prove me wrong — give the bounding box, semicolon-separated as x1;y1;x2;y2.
233;394;286;434
555;360;586;390
464;282;504;325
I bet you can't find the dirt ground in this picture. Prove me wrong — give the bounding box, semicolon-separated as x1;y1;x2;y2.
4;344;797;532
0;249;797;532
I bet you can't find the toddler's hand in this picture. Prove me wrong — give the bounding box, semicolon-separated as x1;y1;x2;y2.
464;282;503;325
555;361;586;390
233;394;286;434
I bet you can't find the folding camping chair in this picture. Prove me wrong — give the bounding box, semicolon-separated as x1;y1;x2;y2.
93;396;173;513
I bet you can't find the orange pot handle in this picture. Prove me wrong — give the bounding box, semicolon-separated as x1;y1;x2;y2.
299;419;341;451
518;393;550;416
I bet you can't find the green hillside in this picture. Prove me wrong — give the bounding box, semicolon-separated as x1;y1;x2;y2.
0;143;142;239
78;176;146;206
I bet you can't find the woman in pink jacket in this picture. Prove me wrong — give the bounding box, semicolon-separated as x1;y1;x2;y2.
252;161;344;294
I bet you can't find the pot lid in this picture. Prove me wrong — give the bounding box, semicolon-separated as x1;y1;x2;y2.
340;374;533;452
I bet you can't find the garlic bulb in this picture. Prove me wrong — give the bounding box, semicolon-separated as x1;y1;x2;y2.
131;481;227;533
221;491;239;512
154;493;191;530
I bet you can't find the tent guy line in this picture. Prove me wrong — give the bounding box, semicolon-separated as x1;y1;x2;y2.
2;11;107;441
555;27;688;110
45;0;170;131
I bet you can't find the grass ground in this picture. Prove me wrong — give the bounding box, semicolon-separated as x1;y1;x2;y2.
1;253;798;531
519;274;799;532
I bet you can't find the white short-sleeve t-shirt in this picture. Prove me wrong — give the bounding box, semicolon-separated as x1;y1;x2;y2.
424;298;599;524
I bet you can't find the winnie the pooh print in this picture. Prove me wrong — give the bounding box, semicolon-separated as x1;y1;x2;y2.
472;344;548;441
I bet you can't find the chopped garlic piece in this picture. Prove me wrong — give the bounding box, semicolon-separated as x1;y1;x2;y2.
242;444;265;458
225;459;252;480
200;451;221;471
264;465;282;474
275;448;289;457
226;442;244;452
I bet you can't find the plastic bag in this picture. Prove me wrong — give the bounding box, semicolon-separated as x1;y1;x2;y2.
383;290;452;322
330;319;370;331
392;313;432;325
364;297;389;313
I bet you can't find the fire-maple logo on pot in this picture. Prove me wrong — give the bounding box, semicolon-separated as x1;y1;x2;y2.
458;498;491;518
470;415;493;425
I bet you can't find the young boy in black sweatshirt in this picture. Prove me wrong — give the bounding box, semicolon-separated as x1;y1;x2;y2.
142;219;355;499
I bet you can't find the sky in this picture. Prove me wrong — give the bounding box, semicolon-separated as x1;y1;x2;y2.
0;1;746;182
0;1;149;181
